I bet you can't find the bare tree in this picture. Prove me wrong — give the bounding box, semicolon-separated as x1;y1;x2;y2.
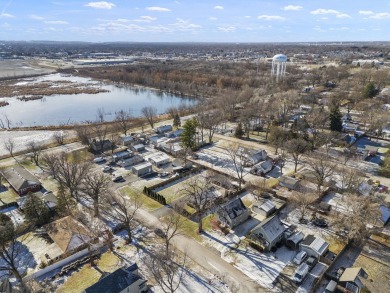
96;107;105;123
180;173;215;233
331;193;380;244
285;138;310;172
53;131;66;145
27;141;43;166
145;249;187;293
42;152;92;201
75;125;94;149
160;213;185;255
337;167;364;194
115;109;132;136
204;110;221;143
4;138;15;158
93;124;109;154
290;191;318;222
307;153;336;196
102;191;141;244
82;173;111;217
141;106;157;129
225;144;248;189
269;126;289;155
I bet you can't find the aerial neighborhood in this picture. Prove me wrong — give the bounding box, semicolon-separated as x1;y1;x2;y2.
0;40;390;293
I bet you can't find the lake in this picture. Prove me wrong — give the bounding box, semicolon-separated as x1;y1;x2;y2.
0;73;197;127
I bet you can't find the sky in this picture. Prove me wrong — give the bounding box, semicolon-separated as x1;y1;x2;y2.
1;1;390;42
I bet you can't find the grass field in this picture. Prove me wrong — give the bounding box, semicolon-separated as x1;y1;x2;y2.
0;186;18;204
157;174;203;204
56;253;121;293
119;186;162;211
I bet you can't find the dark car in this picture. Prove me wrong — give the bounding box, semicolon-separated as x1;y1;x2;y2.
305;256;318;270
112;175;123;182
312;218;328;228
154;228;166;238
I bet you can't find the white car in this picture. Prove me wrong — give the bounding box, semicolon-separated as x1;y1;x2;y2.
93;157;105;163
102;166;112;172
293;251;308;265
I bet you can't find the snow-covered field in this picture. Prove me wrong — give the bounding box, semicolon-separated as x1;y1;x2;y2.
0;130;58;157
202;229;295;292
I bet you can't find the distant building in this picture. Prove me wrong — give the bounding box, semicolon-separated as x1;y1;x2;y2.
132;162;153;177
279;176;301;190
155;125;173;134
91;139;112;153
0;165;42;196
120;135;134;146
83;263;148;293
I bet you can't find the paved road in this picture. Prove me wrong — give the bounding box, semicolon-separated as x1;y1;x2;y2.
133;207;269;293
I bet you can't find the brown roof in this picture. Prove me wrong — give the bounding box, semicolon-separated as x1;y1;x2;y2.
339;267;367;283
45;216;91;253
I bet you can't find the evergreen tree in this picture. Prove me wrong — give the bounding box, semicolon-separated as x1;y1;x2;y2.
234;122;245;138
57;184;76;216
173;113;181;129
362;82;378;99
329;103;343;132
23;192;51;226
181;118;197;149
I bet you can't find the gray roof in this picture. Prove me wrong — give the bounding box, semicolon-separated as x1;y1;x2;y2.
221;198;248;220
84;264;145;293
1;165;41;191
301;234;329;255
260;200;276;213
254;215;285;244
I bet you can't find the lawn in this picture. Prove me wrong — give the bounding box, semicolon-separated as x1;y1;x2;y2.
0;187;19;205
180;215;202;242
66;147;93;163
56;265;101;293
119;186;162;212
202;214;217;233
323;235;347;254
157;174;202;204
56;253;121;293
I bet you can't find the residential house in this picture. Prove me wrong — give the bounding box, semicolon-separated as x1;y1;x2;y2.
0;165;42;196
342;122;358;132
112;150;133;162
117;155;144;168
18;191;58;210
250;215;285;251
300;234;329;258
252;200;276;217
217;198;251;228
250;160;273;176
45;216;94;255
155;125;173;134
131;144;145;152
279;176;301;190
120;135;134;146
338;267;368;293
83;263;148;293
91;139;112;153
165;129;183;138
148;153;170;167
242;148;267;166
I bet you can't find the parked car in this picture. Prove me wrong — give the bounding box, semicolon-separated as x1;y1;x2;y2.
293;251;308;265
158;172;170;178
306;256;318;270
293;263;310;284
312;218;328;228
93;157;105;163
112;175;123;182
154;228;165;238
102;166;113;173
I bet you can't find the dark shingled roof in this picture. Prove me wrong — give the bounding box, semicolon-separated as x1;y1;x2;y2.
84;264;144;293
1;165;41;192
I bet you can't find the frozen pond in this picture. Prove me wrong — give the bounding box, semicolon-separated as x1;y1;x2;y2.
0;73;197;127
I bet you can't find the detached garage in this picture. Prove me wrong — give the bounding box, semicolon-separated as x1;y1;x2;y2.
132;162;153;177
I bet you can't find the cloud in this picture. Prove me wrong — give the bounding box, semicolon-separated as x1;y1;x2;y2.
337;13;351;18
85;2;116;9
134;16;156;22
214;6;224;10
359;10;374;15
217;26;236;32
244;16;251;18
208;17;217;20
283;5;302;11
44;20;69;25
310;9;340;15
170;18;202;31
146;7;171;12
257;15;285;21
368;12;390;19
0;13;15;18
30;14;45;20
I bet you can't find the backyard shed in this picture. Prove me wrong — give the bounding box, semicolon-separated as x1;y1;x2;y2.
252;200;276;217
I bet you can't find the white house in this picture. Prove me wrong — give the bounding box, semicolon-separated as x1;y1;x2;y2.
299;234;329;258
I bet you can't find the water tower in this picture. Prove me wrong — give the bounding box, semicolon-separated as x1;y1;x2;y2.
271;54;287;81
